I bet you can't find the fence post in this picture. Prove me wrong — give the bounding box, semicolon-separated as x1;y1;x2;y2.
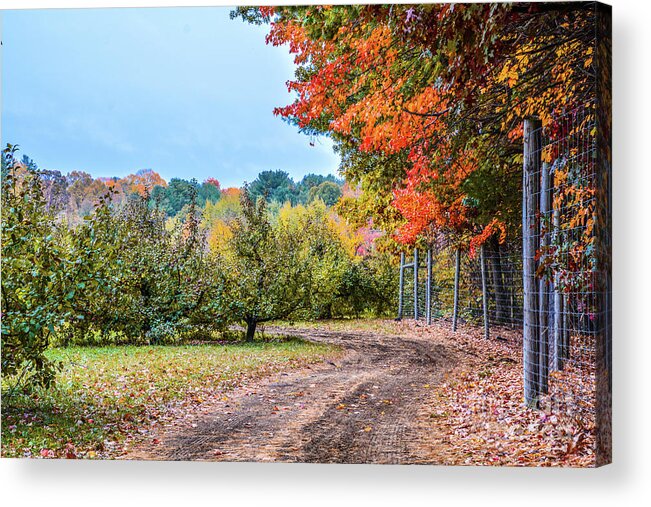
523;117;542;408
426;248;432;325
538;161;551;393
398;252;405;320
552;206;564;370
549;278;556;368
413;248;419;320
452;248;460;332
506;258;516;328
510;288;516;328
563;295;570;361
480;244;490;339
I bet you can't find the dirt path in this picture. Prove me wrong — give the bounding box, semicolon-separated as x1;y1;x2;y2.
125;326;455;464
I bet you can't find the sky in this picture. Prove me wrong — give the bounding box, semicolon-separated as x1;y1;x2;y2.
1;7;341;187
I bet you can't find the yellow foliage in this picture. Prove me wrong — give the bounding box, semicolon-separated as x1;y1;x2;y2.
206;219;233;253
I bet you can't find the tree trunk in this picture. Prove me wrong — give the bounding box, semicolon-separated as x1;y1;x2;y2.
245;319;257;342
321;303;333;320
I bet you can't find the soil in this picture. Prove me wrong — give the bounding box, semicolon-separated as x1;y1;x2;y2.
125;325;458;464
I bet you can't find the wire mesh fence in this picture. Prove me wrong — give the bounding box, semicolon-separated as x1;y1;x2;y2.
523;102;610;415
398;245;522;333
396;102;611;424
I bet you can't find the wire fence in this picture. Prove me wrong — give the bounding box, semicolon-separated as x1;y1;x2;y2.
396;102;611;428
398;245;523;333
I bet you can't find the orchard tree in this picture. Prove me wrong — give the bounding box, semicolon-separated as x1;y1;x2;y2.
277;200;352;320
220;190;312;341
88;186;224;344
1;146;111;386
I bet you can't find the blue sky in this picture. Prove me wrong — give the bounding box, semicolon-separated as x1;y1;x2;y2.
1;7;340;187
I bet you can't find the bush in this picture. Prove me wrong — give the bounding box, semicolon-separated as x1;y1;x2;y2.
1;146;112;386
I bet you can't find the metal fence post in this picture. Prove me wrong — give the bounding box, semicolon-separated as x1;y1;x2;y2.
413;248;419;320
510;289;516;328
523;117;542;408
480;244;489;340
538;161;551;393
398;252;405;320
452;248;460;332
552;205;564;370
426;249;432;325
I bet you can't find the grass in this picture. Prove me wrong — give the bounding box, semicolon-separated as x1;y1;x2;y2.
1;337;341;459
266;317;401;335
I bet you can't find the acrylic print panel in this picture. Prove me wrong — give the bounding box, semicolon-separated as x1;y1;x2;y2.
1;2;611;467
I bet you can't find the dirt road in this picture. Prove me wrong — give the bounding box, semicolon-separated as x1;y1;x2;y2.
126;326;455;464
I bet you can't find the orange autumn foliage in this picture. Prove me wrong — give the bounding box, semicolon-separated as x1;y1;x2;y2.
243;3;597;251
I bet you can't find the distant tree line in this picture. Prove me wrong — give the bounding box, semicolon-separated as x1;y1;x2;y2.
247;170;344;207
15;156;345;223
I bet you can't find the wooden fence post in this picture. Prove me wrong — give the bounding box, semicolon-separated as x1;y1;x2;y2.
398;252;405;320
480;244;490;340
523;117;542;408
413;248;419;320
426;248;432;325
452;248;460;332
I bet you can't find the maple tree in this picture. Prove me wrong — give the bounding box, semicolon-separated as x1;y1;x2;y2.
119;168;167;197
234;3;597;252
204;177;221;191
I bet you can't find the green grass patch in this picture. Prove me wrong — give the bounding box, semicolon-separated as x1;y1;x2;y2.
1;337;341;459
267;318;400;335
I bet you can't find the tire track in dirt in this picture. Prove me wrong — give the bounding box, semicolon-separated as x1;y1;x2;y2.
125;327;454;464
